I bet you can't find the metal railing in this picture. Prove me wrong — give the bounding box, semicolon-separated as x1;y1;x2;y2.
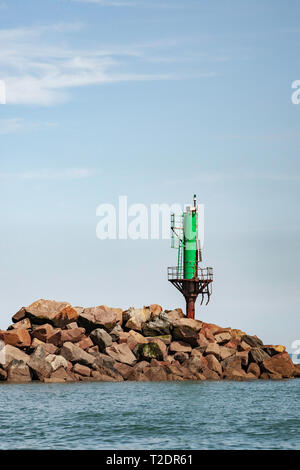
168;266;213;281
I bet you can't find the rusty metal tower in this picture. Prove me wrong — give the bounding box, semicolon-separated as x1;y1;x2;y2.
168;195;213;319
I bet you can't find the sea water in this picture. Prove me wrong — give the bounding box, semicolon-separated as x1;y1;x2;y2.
0;379;299;450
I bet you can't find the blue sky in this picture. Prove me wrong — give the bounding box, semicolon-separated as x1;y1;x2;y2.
0;0;300;349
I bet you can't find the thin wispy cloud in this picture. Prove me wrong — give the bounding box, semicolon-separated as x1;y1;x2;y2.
166;172;300;185
75;0;136;5
0;168;97;181
0;22;212;106
0;118;56;135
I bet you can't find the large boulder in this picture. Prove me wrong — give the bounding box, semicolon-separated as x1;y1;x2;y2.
0;329;31;348
0;344;30;368
142;313;172;337
73;363;91;377
48;328;86;347
126;330;148;351
8;318;31;330
204;343;235;362
241;335;264;348
263;345;286;356
293;364;300;378
221;355;242;373
7;360;32;382
223;369;247;381
134;342;165;362
124;307;152;331
45;354;68;372
32;324;55;342
78;307;118;333
106;343;136;365
214;332;231;345
205;354;222;376
172;319;202;347
12;307;27;323
249;348;270;364
90;328;112;352
247;362;261;378
169;341;192;354
27;345;52;380
60;342;96;367
144;366;168;382
24;299;79;327
262;352;295;378
148;304;163;319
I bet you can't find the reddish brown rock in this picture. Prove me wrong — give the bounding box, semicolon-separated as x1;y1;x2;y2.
214;332;231;344
0;329;31;348
293;364;300;378
45;354;68;371
236;351;249;367
247;362;261;378
73;363;91;377
164;309;184;323
49;367;77;382
242;335;264;348
238;340;252;352
184;355;207;374
197;332;210;347
174;352;189;364
263;345;286;356
202;368;220;380
127;369;148;381
113;362;133;380
148;304;163;319
126;331;148;351
201;322;223;335
205;354;222;376
32;324;55;342
221;355;242;373
225;338;240;349
169;341;192;353
7;360;32;382
119;331;130;343
133;360;150;373
78;306;118;332
199;327;215;343
0;344;29;368
12;307;26;323
78;336;93;350
249;348;270;364
144;366;168;381
8;318;31;330
25;299;78;328
48;327;86;347
66;322;78;329
262;352;295;378
27;345;52;380
60;342;96;367
106;343;136;365
223;369;247;381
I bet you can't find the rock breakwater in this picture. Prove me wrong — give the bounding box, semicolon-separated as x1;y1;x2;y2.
0;299;298;383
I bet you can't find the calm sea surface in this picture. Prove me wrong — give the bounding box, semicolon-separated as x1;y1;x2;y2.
0;379;299;450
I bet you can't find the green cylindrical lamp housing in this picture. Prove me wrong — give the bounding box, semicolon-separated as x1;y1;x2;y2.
183;195;198;279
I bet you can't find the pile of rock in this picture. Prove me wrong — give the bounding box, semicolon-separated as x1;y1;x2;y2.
0;299;298;383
